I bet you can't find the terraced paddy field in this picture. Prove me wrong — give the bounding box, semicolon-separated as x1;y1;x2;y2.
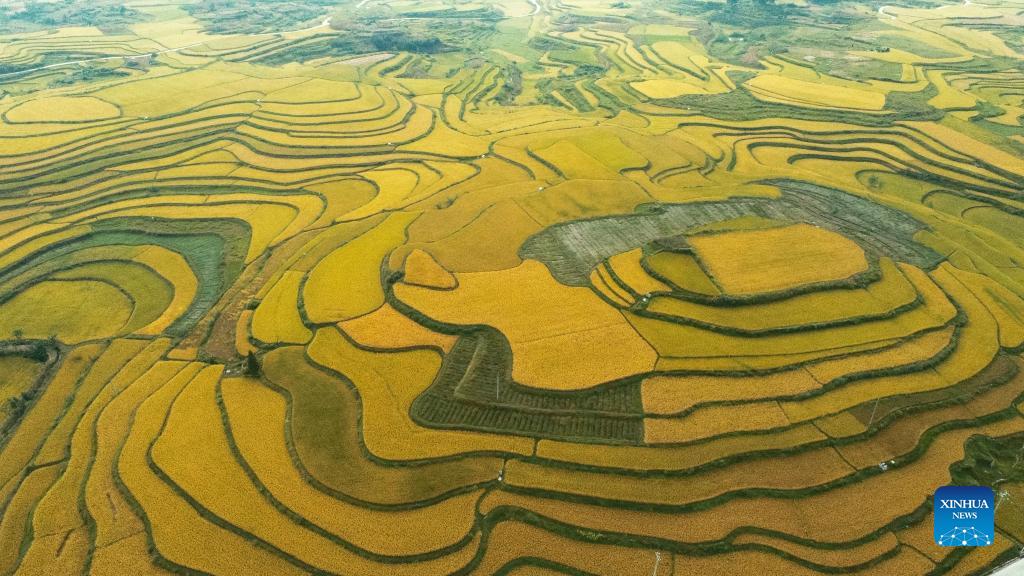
0;0;1022;573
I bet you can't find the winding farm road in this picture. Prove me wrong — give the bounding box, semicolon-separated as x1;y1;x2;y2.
0;16;334;80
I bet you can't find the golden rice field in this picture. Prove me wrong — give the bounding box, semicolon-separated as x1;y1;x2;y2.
0;0;1022;573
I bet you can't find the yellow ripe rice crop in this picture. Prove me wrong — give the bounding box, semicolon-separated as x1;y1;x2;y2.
836;369;1024;467
0;280;132;343
654;337;901;373
607;248;669;295
687;215;791;234
926;69;978;110
904;121;1024;177
647;257;916;331
0;356;42;420
5;96;121;123
15;526;90;575
154;363;484;575
642;369;821;415
395;260;657;390
568;131;648;174
517;179;652;227
402;248;457;289
813;411;869;439
50;260;174;334
27;340;155;537
949;266;1024;348
632;78;710;98
61;192;324;261
630;264;955;360
132;245;199;335
504;445;851;505
260;346;505;504
963;206;1024;247
669;546;932;576
235;310;254;355
942;539;1019;576
399;114;489;157
644;251;720;295
590;263;634;307
304;178;378;226
402;200;541;273
251;271;312;344
263;78;360;103
342;168;420;221
534;140;621;181
0;121;116;155
485;419;1023;544
307;328;534;459
643;401;793;444
779;264;999;423
220;376;482;557
1;7;1021;575
73;201;298;262
303;212;417;323
338;304;456;352
87;361;196;548
687;224;869;295
0;344;104;507
403;169;536;244
0;466;64;574
120;364;306;576
804;326;954;384
744;74;886;111
896;512;946;562
89;533;172;576
288;217;385;273
538;423;825;471
471;520;658;576
0;226;92;272
730;532;902;569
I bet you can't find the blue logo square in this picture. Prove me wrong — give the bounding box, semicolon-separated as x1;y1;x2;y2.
934;485;994;546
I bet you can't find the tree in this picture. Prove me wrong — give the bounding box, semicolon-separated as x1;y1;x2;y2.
245;352;261;377
27;343;49;363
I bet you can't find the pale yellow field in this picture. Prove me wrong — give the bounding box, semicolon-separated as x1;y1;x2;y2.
396;260;657;390
744;74;886;111
402;248;457;289
5;95;122;123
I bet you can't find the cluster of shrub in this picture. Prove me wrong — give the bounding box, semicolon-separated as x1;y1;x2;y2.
185;0;335;35
0;1;144;34
256;8;507;67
